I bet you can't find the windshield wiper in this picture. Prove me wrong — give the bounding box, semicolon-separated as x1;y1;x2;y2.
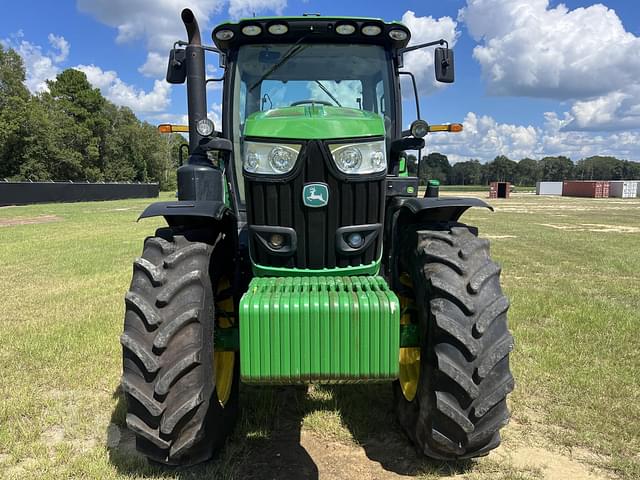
314;81;342;107
249;38;309;92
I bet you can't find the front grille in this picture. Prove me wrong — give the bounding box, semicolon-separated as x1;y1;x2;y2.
245;140;385;269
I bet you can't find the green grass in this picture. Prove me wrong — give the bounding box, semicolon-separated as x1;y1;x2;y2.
0;192;638;479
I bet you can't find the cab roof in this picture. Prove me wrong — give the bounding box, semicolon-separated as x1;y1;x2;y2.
211;16;411;52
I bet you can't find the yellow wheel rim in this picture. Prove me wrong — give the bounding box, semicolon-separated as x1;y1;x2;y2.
214;351;234;406
214;278;235;406
399;274;420;402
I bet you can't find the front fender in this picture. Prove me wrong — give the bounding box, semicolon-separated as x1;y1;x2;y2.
138;200;231;227
384;196;494;290
397;196;493;222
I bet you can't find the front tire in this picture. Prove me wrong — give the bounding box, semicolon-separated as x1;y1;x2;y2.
121;227;239;466
394;225;514;459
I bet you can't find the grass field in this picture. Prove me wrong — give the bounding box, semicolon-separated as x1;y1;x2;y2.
438;185;535;193
1;192;639;479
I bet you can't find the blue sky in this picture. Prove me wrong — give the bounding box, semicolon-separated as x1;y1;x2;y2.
1;0;639;163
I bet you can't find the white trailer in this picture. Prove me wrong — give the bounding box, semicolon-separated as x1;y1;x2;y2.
608;181;639;198
536;181;563;195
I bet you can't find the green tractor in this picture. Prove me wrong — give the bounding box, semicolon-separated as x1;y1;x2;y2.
121;9;514;466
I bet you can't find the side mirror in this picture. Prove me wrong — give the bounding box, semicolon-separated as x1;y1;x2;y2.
166;49;187;84
435;47;454;83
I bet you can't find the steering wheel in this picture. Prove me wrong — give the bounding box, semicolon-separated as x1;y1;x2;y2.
290;99;335;107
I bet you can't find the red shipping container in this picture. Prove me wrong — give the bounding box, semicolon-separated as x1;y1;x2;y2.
489;181;510;199
562;181;610;198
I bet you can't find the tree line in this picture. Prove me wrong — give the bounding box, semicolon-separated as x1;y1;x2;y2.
409;152;640;186
0;45;185;190
4;44;639;190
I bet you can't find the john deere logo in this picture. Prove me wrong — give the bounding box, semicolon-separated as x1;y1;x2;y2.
303;183;329;208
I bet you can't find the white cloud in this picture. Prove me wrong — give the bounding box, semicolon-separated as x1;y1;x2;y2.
228;0;286;19
401;11;459;96
458;0;640;131
425;112;640;163
209;102;222;127
138;51;167;78
427;112;540;162
47;34;70;63
76;0;225;78
77;0;289;77
459;0;640;99
148;112;189;126
76;64;118;89
2;32;70;92
565;86;640;131
75;64;171;114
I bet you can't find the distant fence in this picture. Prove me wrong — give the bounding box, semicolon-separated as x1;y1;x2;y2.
0;181;160;206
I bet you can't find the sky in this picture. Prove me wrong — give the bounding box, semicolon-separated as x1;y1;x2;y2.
1;0;639;163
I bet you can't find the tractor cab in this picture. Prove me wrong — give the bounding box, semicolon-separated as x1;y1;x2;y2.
209;17;455;211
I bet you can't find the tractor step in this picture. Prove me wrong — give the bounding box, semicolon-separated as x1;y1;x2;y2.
239;276;400;384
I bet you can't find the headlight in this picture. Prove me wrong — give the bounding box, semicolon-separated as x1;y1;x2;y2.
329;140;387;174
243;141;300;174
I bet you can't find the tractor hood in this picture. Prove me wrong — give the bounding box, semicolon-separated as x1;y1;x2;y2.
243;105;385;140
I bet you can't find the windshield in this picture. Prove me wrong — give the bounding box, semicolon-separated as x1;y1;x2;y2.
231;43;394;203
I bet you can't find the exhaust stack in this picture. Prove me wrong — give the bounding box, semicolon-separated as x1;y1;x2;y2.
181;8;207;156
181;8;202;46
176;9;224;203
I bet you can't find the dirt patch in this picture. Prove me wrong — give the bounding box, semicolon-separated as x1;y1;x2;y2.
496;446;612;480
538;223;640;233
106;423;121;449
0;215;62;227
299;432;409;479
244;430;614;480
40;425;65;445
107;416;616;480
105;423;143;461
579;223;640;233
5;457;38;477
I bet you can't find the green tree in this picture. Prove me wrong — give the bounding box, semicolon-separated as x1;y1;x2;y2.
482;155;517;183
539;156;574;181
0;45;31;178
0;57;201;189
43;69;109;180
515;158;540;185
621;160;640;179
574;156;628;180
420;152;451;184
450;160;482;185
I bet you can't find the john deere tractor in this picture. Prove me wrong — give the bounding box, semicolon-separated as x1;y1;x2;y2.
121;8;514;466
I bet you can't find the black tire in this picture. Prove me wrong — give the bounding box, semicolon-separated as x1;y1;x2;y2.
394;224;514;459
121;227;239;466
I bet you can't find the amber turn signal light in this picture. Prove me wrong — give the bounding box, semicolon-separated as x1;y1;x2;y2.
158;124;189;133
428;123;463;133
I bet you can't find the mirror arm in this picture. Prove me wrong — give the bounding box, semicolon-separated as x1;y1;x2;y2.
172;42;222;56
202;45;224;55
398;71;420;120
399;39;447;55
